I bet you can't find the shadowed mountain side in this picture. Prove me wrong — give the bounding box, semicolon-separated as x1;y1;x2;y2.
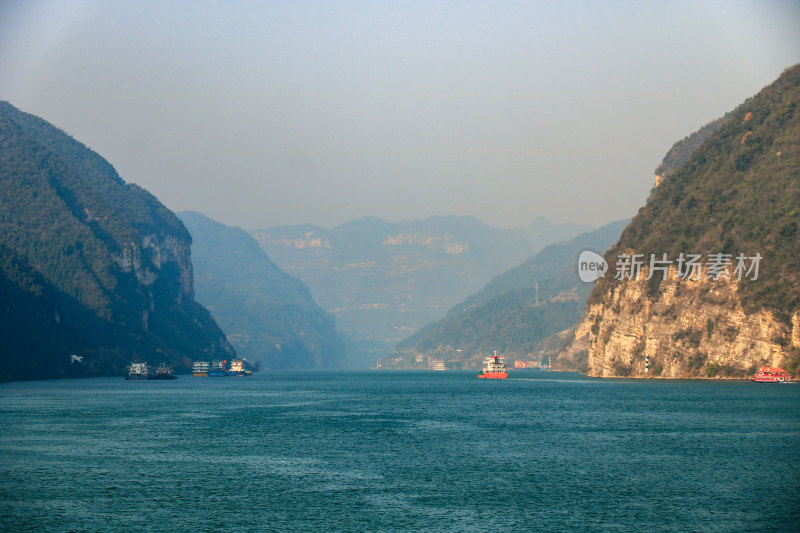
0;101;234;382
179;211;345;369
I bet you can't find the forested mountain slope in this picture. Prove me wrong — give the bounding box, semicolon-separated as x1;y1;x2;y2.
0;102;234;381
561;65;800;378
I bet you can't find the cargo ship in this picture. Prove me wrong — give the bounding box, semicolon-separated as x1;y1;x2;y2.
126;361;178;380
192;361;210;376
478;352;508;379
208;360;228;377
751;366;793;383
151;363;178;380
227;358;248;376
193;359;252;376
126;361;151;380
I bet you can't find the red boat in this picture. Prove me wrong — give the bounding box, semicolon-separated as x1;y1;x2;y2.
478;352;508;379
751;366;792;383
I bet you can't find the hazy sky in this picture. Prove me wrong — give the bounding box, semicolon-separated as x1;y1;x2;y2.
1;1;798;230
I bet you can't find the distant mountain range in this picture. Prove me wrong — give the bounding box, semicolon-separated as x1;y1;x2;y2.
0;101;234;382
251;216;591;366
14;64;777;382
511;216;593;253
0;97;600;378
179;211;345;369
386;220;628;368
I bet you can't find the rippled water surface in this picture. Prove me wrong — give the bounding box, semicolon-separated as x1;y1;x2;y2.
1;371;799;532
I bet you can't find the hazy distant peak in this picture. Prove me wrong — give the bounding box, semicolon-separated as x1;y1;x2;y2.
178;211;282;270
520;216;594;231
251;222;323;234
527;215;551;226
511;216;594;253
334;216;389;230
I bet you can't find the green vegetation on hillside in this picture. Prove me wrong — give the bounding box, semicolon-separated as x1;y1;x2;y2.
252;215;568;366
654;114;731;177
591;65;800;324
0;102;234;382
392;220;627;366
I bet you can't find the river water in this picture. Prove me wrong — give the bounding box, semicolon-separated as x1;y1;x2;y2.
1;371;798;532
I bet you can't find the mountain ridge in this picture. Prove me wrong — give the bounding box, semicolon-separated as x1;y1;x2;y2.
0;101;234;382
252;215;591;365
387;220;628;368
559;64;800;378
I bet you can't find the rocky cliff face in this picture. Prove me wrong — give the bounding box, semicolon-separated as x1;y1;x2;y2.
558;65;800;378
568;264;798;378
113;233;194;303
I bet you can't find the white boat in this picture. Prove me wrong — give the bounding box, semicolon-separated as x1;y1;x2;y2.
227;359;248;376
125;361;151;380
192;361;210;377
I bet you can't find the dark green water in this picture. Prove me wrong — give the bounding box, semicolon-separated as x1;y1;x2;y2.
1;371;798;532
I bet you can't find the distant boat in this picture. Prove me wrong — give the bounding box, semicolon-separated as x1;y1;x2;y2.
478;352;508;379
227;358;248;376
751;366;792;383
514;360;548;370
151;363;178;380
208;360;228;377
125;361;151;380
192;361;210;376
126;361;178;380
193;358;252;377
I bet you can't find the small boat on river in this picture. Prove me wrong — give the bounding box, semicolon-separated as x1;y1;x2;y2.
478;352;508;379
751;366;792;383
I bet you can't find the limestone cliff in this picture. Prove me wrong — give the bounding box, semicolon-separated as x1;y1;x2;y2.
559;64;800;378
570;264;799;378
